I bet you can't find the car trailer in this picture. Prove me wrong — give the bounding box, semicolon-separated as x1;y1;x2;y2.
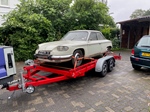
0;47;121;95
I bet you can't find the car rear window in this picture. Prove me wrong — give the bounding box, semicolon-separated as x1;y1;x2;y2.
137;36;150;47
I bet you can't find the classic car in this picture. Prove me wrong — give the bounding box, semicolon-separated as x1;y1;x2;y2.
34;30;112;66
130;35;150;70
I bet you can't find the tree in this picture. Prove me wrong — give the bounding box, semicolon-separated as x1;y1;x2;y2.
130;9;150;19
38;0;72;39
1;0;115;61
130;9;146;19
143;9;150;16
69;0;115;30
99;0;108;4
1;0;72;61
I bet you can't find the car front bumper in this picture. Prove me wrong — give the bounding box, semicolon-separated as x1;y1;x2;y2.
130;56;150;68
34;54;73;63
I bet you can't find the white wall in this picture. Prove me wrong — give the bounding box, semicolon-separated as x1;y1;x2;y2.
0;0;20;26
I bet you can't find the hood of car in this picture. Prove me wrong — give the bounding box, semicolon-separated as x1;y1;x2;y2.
38;40;87;50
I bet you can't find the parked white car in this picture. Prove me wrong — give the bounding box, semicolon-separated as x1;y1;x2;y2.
34;30;112;66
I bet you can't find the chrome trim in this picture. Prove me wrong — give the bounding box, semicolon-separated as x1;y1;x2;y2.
51;54;72;59
35;53;73;60
37;58;71;63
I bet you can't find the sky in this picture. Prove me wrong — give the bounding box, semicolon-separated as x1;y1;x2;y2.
107;0;150;22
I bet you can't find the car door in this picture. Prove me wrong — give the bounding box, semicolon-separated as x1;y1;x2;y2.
87;32;102;57
97;32;109;53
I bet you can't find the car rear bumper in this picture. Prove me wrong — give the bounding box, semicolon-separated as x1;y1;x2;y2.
34;54;72;63
130;55;150;68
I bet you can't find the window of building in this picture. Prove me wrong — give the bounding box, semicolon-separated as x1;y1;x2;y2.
0;0;9;6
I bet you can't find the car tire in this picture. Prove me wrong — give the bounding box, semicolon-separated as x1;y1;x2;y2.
100;61;108;77
72;50;83;67
107;58;114;72
132;64;141;70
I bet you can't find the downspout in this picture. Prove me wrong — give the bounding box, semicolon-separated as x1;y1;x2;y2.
127;26;130;49
120;24;122;48
149;22;150;35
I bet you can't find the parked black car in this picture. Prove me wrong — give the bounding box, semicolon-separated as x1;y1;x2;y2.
130;35;150;70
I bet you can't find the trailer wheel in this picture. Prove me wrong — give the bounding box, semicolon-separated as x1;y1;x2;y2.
26;86;35;94
108;58;114;72
100;61;108;77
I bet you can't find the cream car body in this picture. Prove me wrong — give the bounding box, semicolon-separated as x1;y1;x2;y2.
35;30;112;65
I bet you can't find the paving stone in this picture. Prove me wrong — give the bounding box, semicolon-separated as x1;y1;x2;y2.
95;100;103;106
13;110;19;112
46;98;55;106
24;108;36;112
97;90;109;94
105;107;115;112
71;101;85;108
13;101;18;107
0;50;150;112
85;108;95;112
111;94;119;99
28;96;43;105
88;91;95;95
63;93;70;98
124;106;133;111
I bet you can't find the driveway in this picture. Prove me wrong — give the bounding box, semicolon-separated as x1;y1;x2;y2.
0;49;150;112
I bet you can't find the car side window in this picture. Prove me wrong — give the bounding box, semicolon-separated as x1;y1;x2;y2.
89;32;98;41
97;32;105;40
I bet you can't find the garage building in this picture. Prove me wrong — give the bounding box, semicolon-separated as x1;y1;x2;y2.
117;16;150;49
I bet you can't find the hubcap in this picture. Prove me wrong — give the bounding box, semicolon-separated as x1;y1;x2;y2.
26;86;35;94
74;53;82;65
103;63;107;74
109;59;114;70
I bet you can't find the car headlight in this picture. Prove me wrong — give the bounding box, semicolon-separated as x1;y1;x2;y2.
57;46;69;51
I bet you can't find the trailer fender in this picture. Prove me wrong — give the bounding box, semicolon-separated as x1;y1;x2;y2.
95;56;114;72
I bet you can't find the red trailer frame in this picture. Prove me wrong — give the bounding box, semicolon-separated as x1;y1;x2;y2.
6;54;121;92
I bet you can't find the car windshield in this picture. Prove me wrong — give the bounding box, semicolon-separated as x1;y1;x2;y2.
61;31;88;41
137;36;150;47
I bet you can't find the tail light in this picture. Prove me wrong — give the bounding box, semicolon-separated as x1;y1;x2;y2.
131;49;134;55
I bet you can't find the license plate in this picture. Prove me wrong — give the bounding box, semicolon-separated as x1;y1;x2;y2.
142;52;150;57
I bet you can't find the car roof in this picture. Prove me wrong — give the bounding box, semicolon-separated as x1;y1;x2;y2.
143;35;150;37
69;30;100;33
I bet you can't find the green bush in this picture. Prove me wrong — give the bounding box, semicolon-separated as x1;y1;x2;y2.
101;27;120;49
0;27;3;45
1;0;116;61
101;27;111;39
112;37;120;50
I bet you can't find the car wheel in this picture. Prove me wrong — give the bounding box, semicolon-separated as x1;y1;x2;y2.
100;61;108;77
132;64;141;70
72;50;83;67
107;58;114;72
